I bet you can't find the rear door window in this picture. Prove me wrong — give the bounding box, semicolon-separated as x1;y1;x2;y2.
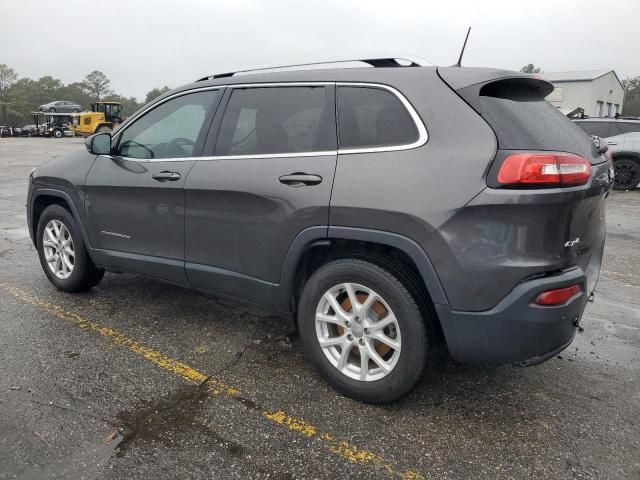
337;86;418;149
215;86;335;156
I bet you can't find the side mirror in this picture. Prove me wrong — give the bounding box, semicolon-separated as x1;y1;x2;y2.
85;132;112;155
591;135;609;155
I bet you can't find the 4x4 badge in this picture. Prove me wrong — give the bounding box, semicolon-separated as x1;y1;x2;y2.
564;237;581;247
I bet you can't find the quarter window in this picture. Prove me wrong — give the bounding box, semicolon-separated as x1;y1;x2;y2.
337;86;418;149
215;86;335;156
116;90;219;159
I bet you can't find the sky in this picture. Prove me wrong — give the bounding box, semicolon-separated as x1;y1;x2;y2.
1;0;639;101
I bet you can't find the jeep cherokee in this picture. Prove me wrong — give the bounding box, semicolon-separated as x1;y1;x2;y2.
27;58;614;402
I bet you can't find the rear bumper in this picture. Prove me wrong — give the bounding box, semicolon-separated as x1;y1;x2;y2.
436;267;588;365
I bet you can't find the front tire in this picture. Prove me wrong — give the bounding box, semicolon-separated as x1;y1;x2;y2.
613;158;640;190
53;129;63;138
298;259;429;403
36;205;104;292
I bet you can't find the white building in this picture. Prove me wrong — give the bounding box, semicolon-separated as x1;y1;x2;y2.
543;70;625;118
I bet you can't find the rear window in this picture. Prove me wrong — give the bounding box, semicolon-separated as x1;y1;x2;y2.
337;86;418;149
457;78;598;160
619;122;640;134
215;86;335;156
574;121;615;138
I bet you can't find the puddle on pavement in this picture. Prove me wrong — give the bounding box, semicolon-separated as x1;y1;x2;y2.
116;382;245;458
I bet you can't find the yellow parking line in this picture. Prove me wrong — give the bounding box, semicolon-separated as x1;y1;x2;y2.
3;285;424;479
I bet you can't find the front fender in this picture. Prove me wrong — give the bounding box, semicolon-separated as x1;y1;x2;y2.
29;188;94;254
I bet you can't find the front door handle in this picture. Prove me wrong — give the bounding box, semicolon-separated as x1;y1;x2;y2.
278;173;322;187
152;171;181;182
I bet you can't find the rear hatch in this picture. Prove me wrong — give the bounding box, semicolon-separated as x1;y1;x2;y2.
432;68;613;310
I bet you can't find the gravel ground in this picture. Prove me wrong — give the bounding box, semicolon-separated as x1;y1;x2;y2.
1;137;638;480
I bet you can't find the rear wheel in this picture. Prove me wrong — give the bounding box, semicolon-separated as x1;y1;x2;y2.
298;259;429;403
36;205;104;292
613;158;640;190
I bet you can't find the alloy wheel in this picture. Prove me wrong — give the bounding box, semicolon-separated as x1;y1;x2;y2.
42;219;75;279
315;283;402;381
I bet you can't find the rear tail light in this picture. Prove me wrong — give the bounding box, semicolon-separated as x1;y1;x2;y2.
535;284;583;306
497;153;591;187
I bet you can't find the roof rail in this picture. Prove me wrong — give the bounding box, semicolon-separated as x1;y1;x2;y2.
196;57;427;82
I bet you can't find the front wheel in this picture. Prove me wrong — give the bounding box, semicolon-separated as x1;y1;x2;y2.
613;158;640;190
298;259;429;403
36;205;104;292
53;129;63;138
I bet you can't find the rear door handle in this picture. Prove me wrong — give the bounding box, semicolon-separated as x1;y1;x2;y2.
152;171;181;182
278;173;322;187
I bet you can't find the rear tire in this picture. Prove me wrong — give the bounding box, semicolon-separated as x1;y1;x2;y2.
298;258;429;403
613;158;640;190
36;205;104;292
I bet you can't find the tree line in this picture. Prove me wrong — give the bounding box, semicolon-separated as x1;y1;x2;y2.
0;64;170;127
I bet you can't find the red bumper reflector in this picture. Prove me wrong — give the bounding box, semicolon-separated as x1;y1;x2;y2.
535;284;583;306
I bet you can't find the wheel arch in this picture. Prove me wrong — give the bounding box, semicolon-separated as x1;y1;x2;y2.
30;189;92;251
611;151;640;163
275;226;449;311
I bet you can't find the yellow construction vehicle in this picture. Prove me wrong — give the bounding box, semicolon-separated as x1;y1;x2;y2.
72;101;124;137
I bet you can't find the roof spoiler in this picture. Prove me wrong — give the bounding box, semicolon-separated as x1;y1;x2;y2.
438;66;553;95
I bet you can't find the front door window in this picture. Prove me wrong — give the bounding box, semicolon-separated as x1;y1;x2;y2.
116;90;219;159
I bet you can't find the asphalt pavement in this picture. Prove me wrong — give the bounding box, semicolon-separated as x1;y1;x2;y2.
1;137;638;479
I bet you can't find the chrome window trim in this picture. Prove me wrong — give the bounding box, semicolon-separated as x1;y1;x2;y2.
111;81;427;162
100;150;338;163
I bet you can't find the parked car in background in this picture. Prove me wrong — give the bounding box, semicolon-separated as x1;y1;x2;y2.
573;117;640;138
38;100;83;113
27;59;614;402
20;125;38;136
573;118;640;190
604;132;640;190
1;126;16;137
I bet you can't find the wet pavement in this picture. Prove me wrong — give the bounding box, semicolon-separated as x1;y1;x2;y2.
1;137;639;479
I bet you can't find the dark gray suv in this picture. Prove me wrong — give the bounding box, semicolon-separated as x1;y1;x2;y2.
27;59;614;402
